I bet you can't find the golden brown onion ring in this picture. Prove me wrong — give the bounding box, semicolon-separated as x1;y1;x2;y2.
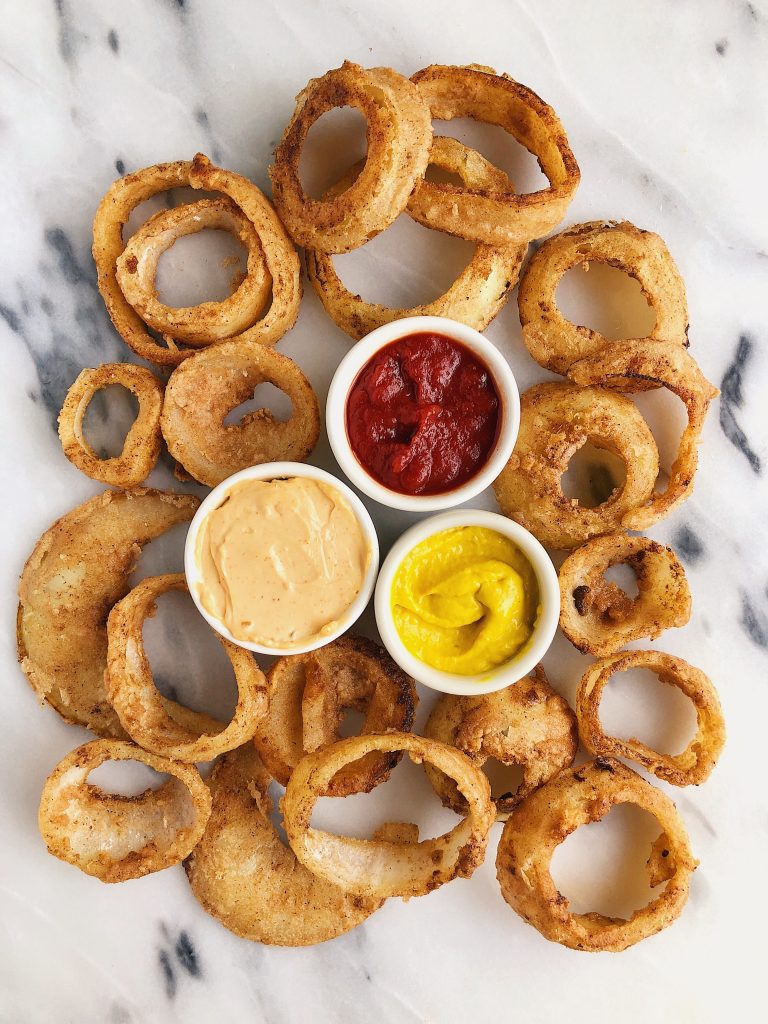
58;363;164;488
496;758;697;951
39;739;211;883
253;635;417;796
17;489;199;736
568;340;719;529
493;382;659;549
282;732;494;900
269;62;433;253
559;534;691;657
518;221;689;377
115;197;272;344
424;668;577;820
160;340;320;487
576;651;725;786
105;574;267;762
409;64;580;244
185;744;384;945
306;138;526;340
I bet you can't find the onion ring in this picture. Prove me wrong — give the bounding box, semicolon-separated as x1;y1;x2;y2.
282;732;494;900
160;340;320;487
424;667;577;820
496;757;698;951
185;744;384;945
568;340;719;529
253;635;417;796
17;488;199;736
559;534;691;656
269;62;433;253
306;138;526;340
576;651;725;786
115;196;272;344
493;382;659;549
58;363;164;488
409;64;580;244
38;739;211;883
105;574;267;762
518;221;689;377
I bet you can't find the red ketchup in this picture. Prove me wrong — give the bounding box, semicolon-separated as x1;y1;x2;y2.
345;332;501;496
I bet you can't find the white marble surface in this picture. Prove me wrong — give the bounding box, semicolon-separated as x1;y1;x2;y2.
2;1;767;1022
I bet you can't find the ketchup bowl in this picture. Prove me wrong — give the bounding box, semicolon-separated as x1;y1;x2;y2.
326;316;520;512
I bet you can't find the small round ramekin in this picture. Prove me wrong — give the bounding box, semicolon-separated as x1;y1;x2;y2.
374;509;559;695
184;462;379;655
326;315;520;512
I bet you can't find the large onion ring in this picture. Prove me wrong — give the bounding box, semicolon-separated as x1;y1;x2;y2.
496;758;698;951
39;739;212;883
559;534;691;657
306;138;526;340
115;196;272;344
518;221;689;377
493;382;659;549
17;488;199;736
409;64;580;244
568;340;719;529
269;62;433;253
282;732;494;900
185;744;384;945
576;652;725;786
58;363;164;488
105;574;267;762
253;635;417;796
160;340;320;487
424;668;577;820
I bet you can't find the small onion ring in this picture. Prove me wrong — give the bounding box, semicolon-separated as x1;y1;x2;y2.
559;534;691;657
269;62;433;253
424;668;577;820
115;196;272;345
253;635;418;796
282;732;494;899
38;739;212;883
105;574;267;762
493;382;660;549
160;340;320;486
568;340;719;529
576;651;725;786
518;221;689;378
496;757;698;951
58;363;164;488
409;64;580;244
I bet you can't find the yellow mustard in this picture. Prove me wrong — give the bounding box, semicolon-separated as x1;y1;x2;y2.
391;526;539;675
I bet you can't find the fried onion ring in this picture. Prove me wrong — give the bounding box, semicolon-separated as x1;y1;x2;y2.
282;733;494;899
17;488;199;736
105;574;267;762
559;534;691;656
409;64;580;244
269;62;433;253
424;668;577;820
39;739;211;883
58;363;164;488
160;340;320;486
493;382;659;549
185;744;384;945
576;651;725;786
518;221;689;378
306;138;526;340
568;340;719;529
496;757;697;951
253;635;417;796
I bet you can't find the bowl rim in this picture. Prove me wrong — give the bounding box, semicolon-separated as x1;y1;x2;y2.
184;461;380;655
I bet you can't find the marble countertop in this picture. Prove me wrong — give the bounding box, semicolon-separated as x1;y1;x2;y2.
2;1;767;1022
